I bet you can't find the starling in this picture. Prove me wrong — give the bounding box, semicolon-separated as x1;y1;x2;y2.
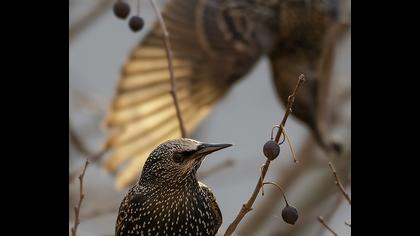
103;0;351;188
115;138;231;236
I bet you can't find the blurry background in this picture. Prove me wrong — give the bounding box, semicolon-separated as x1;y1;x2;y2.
69;0;351;235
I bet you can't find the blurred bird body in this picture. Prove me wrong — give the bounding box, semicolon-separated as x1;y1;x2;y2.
116;139;230;235
104;0;350;188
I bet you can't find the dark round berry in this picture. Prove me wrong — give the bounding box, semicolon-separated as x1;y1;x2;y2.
282;205;298;225
129;16;144;32
113;1;130;19
263;140;280;160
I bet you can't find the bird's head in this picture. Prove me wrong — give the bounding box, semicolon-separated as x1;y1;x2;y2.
139;138;232;187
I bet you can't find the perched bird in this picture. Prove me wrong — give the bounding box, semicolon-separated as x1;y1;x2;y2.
103;0;350;188
115;138;231;236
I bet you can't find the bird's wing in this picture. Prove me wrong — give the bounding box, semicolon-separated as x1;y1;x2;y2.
103;0;270;189
199;181;222;232
115;193;147;235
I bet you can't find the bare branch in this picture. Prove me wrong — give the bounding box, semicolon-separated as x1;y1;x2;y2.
243;83;351;235
345;221;351;227
70;148;108;236
149;0;187;138
328;161;351;204
71;160;89;236
224;75;305;236
314;194;343;236
317;216;338;236
274;74;306;142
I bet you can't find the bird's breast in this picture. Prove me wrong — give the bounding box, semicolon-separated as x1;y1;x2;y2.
122;187;219;236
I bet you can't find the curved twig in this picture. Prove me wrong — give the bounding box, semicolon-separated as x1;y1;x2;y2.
149;0;187;138
262;181;289;205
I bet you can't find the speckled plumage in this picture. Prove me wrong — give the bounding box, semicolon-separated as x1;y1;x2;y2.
116;139;230;236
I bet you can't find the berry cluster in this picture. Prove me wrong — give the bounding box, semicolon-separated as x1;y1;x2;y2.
262;126;299;225
113;0;144;32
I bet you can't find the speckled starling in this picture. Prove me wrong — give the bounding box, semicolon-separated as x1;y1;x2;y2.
115;138;231;236
103;0;351;188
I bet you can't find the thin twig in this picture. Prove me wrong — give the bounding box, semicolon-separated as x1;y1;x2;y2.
262;182;289;205
70;148;108;236
275;74;306;142
280;124;298;163
224;74;305;236
328;162;351;204
242;85;351;235
149;0;187;138
314;194;343;236
71;160;89;236
345;221;351;227
240;136;316;235
317;216;338;236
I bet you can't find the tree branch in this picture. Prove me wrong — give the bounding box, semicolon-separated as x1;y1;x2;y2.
223;75;305;236
71;160;89;236
149;0;187;138
314;194;343;236
317;216;338;236
328;161;351;204
248;83;351;236
70;148;108;236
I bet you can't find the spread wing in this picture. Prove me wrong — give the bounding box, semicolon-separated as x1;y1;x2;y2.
103;0;272;189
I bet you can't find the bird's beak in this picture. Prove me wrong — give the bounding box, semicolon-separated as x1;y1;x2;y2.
195;143;232;156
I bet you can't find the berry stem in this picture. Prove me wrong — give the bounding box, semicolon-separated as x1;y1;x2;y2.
262;182;290;206
280;124;298;163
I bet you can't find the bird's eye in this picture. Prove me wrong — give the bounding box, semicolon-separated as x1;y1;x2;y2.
173;153;183;163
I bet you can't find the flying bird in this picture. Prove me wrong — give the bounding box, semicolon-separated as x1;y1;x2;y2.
103;0;350;188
